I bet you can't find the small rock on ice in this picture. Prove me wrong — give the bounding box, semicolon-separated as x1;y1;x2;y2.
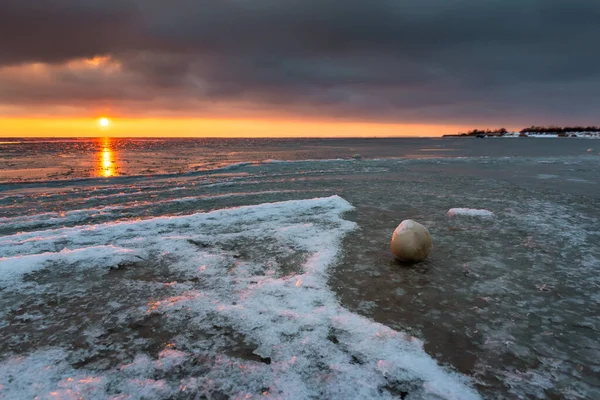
447;208;494;218
390;219;433;262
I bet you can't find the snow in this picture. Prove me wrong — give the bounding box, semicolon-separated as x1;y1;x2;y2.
0;189;308;232
0;349;173;400
527;134;559;138
447;208;494;218
0;245;140;288
501;132;600;138
0;196;480;399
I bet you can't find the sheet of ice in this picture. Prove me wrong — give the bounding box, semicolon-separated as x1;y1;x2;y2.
0;189;309;233
210;161;255;171
566;177;594;184
263;158;349;164
447;208;494;218
536;174;559;179
0;245;141;288
0;196;480;399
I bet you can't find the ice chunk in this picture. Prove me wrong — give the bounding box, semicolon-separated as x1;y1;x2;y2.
447;208;494;218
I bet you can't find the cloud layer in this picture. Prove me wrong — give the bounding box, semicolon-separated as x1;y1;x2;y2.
1;0;599;124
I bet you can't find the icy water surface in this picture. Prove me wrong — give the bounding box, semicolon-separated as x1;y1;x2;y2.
1;137;599;183
1;138;599;399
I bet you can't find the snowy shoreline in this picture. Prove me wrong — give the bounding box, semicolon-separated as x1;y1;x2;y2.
445;131;600;138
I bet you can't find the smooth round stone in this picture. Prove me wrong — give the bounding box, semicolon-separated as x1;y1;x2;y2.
390;219;433;262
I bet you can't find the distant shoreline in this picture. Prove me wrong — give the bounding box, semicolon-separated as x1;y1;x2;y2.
443;132;600;138
444;126;600;138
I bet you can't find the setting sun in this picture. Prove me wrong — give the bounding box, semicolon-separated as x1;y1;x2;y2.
98;117;111;128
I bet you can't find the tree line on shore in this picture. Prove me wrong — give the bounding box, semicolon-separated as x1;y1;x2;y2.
452;126;600;137
518;126;600;133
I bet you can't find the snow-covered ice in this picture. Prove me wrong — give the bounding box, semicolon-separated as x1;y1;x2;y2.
447;208;494;218
0;245;140;288
0;196;480;399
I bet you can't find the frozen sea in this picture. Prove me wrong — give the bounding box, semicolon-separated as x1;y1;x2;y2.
1;138;599;399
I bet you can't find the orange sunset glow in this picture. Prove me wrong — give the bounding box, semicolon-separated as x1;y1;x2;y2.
0;54;492;138
1;0;598;139
0;117;469;137
0;51;475;137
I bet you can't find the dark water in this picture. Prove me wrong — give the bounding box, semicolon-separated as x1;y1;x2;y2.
1;138;599;399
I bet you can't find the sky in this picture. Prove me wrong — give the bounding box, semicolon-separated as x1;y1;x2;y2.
1;0;599;137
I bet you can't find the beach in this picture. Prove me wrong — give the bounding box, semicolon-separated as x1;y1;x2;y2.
1;138;599;399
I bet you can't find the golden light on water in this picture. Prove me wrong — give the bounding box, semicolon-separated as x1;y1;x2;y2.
97;138;117;177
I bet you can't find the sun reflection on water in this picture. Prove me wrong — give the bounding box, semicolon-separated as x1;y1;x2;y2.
97;138;117;177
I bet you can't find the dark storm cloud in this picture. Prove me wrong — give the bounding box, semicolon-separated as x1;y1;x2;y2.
0;0;141;65
1;0;599;124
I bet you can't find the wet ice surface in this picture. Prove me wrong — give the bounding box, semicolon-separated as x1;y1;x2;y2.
1;139;600;399
1;137;599;183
